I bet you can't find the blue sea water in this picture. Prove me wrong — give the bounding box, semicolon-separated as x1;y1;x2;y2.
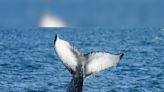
0;28;164;92
1;0;164;28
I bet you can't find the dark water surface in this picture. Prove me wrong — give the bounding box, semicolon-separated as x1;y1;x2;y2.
0;28;164;92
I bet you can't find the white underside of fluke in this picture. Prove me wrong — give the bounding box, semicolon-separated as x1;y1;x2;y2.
85;52;121;76
54;35;123;77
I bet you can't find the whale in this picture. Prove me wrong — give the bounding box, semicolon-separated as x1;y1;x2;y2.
54;34;124;92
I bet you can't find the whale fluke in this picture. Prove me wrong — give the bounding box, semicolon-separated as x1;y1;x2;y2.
54;34;81;75
84;52;123;77
54;34;124;92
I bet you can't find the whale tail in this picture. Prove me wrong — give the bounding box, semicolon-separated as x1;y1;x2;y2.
54;34;124;92
84;52;123;77
54;34;124;78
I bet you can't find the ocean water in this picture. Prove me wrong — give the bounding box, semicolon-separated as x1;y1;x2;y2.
0;28;164;92
1;0;164;28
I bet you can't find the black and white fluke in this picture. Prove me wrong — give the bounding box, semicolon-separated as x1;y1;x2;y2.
54;34;124;92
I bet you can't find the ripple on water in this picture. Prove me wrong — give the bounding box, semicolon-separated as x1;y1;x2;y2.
0;28;164;92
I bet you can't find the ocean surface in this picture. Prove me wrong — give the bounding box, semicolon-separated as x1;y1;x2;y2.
1;0;164;27
0;28;164;92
